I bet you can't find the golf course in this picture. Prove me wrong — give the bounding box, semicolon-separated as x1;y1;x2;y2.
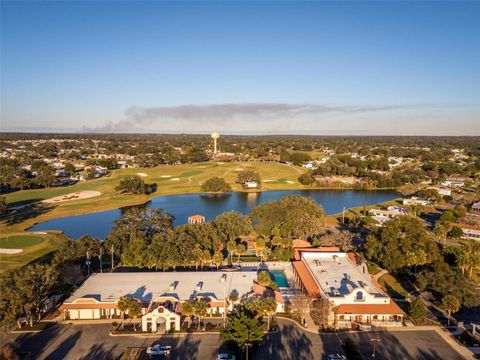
2;161;306;233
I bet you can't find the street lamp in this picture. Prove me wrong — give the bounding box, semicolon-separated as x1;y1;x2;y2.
371;338;381;358
244;342;252;360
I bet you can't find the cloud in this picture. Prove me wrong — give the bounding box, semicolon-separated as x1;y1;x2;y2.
83;102;434;133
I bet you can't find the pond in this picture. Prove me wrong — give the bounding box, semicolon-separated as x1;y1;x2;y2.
29;189;399;239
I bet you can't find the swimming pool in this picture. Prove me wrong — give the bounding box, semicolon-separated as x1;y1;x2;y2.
269;270;289;288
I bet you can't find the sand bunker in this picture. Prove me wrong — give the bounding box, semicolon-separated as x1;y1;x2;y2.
264;179;273;182
170;178;180;181
43;190;101;204
0;248;23;254
136;173;148;177
286;181;294;184
235;168;244;171
160;175;172;178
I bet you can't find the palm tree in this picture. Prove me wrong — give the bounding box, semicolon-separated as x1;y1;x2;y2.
117;296;130;330
227;241;237;262
193;299;209;331
128;300;143;331
236;243;246;261
441;294;460;326
255;237;266;262
258;297;277;331
182;300;195;328
213;252;223;269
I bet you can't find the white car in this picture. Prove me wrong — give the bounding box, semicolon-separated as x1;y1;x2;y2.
216;354;236;360
146;345;172;357
328;355;347;360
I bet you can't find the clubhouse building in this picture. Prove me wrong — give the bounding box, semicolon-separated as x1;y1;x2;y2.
60;270;284;332
292;249;404;329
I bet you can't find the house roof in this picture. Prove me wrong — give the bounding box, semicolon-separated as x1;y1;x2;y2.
300;252;385;298
252;282;284;304
453;223;480;231
292;239;312;248
292;261;321;297
333;302;405;315
188;214;205;220
64;271;257;304
293;247;341;261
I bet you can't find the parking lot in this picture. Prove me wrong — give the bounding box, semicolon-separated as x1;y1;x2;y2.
7;320;466;360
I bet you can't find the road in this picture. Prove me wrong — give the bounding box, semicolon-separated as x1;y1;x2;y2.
7;320;466;360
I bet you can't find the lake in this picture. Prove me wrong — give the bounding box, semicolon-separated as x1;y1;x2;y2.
29;189;399;239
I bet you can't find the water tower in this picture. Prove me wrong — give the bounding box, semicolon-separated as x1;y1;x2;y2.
211;132;220;154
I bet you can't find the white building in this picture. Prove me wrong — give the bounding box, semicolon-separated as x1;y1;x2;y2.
427;185;451;197
60;271;259;329
442;177;467;188
292;251;404;329
453;223;480;241
368;206;408;224
403;196;430;206
245;181;258;189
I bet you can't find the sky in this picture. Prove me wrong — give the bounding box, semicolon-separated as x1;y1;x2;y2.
1;1;479;135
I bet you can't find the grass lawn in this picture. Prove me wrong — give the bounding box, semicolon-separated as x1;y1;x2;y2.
0;233;66;275
0;234;44;249
378;273;412;299
1;161;307;233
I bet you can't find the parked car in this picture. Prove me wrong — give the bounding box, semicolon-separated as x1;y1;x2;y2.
216;353;236;360
328;355;347;360
146;345;172;357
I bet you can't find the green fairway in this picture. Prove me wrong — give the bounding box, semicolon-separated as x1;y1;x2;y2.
0;235;44;249
0;233;66;274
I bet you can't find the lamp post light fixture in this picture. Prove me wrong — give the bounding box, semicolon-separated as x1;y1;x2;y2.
244;342;252;360
371;338;381;358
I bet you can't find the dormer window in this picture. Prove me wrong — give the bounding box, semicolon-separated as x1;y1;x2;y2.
355;291;364;302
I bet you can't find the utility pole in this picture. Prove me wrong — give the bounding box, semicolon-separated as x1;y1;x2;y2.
98;248;103;273
111;245;114;272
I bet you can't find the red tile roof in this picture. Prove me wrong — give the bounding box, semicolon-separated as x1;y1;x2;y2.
252;282;284;304
292;261;321;297
292;239;312;248
333;302;405;315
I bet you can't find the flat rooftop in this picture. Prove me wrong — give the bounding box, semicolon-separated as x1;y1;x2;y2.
301;252;385;298
66;271;258;303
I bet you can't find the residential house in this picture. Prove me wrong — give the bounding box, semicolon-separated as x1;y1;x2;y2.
368;206;408;224
452;223;480;241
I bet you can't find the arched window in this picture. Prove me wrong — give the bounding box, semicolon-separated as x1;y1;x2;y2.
355;291;364;301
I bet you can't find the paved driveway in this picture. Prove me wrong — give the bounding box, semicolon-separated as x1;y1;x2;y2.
9;321;465;360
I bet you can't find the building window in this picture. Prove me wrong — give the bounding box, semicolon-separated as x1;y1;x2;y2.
355;291;364;301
